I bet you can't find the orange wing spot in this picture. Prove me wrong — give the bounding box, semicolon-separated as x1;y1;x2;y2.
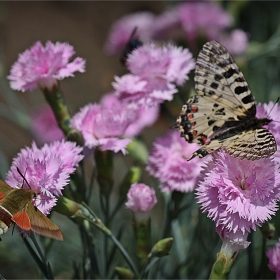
191;121;196;126
188;113;194;119
193;130;197;136
12;211;31;230
200;135;207;143
0;193;5;201
191;107;198;113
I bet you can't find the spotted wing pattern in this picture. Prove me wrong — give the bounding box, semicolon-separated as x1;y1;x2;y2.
176;41;277;160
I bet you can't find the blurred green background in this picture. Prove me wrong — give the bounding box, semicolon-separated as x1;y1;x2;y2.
0;1;280;279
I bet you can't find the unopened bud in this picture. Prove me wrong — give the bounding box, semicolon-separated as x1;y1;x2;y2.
149;237;173;258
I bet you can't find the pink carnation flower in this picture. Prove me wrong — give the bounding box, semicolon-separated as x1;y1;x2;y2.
31;105;65;145
147;130;203;193
8;41;85;92
100;93;159;136
125;183;157;213
178;1;232;47
71;102;132;154
196;151;280;235
257;102;280;164
267;238;280;279
104;12;155;55
113;43;195;107
6;140;83;215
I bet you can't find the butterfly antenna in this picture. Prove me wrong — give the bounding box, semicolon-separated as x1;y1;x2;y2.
267;97;280;118
126;26;138;43
16;167;31;189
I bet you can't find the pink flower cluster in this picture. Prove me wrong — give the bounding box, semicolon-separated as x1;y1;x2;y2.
105;2;248;55
113;43;195;107
147;130;203;193
8;41;85;92
196;151;280;240
71;93;159;154
6;140;83;215
267;238;280;279
125;183;157;213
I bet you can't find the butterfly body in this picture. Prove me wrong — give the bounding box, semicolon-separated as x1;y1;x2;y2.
176;41;277;160
0;180;63;240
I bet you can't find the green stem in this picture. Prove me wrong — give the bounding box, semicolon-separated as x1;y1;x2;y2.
73;202;139;277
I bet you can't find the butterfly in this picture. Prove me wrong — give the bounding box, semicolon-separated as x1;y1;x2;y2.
175;40;277;161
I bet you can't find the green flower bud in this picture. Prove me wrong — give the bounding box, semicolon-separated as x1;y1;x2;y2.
115;266;134;279
149;237;173;258
126;138;148;164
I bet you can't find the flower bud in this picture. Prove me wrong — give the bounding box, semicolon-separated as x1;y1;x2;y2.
115;266;134;279
149;237;173;258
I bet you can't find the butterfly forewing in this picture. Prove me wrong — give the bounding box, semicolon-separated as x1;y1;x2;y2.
176;41;277;160
195;41;255;115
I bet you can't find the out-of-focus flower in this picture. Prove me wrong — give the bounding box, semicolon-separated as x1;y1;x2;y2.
101;93;159;136
178;1;232;47
125;183;157;213
71;102;132;154
267;238;280;279
6;141;83;215
219;29;248;55
196;151;280;235
104;12;155;55
147;130;203;193
31;105;65;145
113;43;195;107
8;41;85;92
151;8;181;40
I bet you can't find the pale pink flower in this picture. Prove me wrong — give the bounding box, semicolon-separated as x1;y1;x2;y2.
219;229;250;257
147;130;203;193
71;102;132;154
105;12;155;55
113;43;195;107
151;8;181;40
100;93;159;136
267;238;280;279
178;1;232;47
219;29;248;55
196;151;280;235
256;102;280;162
6;140;83;215
31;105;65;145
125;183;157;213
8;41;85;92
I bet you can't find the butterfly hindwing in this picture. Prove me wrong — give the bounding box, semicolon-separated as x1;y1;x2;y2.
176;41;277;160
191;128;276;161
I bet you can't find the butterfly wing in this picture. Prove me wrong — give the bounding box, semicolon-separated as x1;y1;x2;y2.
177;41;256;145
27;204;63;240
0;181;12;201
176;41;276;160
190;128;276;161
